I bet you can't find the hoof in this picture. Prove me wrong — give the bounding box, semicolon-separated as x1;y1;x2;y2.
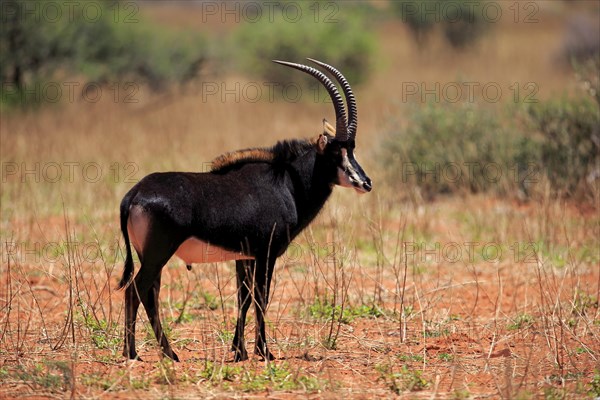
164;350;180;362
232;341;248;362
125;354;143;362
123;348;142;361
255;347;275;361
233;349;248;362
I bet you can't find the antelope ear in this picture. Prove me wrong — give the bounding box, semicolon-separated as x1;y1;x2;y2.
316;134;328;153
322;118;336;136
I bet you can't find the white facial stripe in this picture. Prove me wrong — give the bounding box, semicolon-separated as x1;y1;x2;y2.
341;149;361;184
337;167;354;188
337;149;370;193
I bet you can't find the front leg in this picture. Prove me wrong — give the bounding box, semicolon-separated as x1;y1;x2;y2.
232;260;253;362
253;256;276;360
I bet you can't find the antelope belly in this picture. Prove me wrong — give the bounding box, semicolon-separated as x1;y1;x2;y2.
175;237;254;264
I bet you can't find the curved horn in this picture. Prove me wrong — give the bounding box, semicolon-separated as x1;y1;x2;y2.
272;60;348;142
307;58;358;141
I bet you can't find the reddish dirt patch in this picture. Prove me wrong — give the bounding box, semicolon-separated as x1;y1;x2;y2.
1;200;598;398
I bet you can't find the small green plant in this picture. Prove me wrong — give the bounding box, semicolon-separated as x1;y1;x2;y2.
453;388;471;399
403;305;415;318
514;389;534;400
424;328;450;338
221;365;241;383
82;314;120;351
307;298;384;323
200;360;243;385
305;298;385;350
308;298;340;321
199;360;216;381
572;290;598;316
129;376;151;390
170;310;193;324
216;327;234;343
423;320;451;338
507;313;535;330
543;386;566;400
589;370;600;397
398;354;424;362
6;361;72;392
376;364;429;394
439;353;454;362
153;359;178;385
80;373;114;391
351;304;386;319
321;335;338;351
200;291;221;311
144;320;176;344
239;362;323;392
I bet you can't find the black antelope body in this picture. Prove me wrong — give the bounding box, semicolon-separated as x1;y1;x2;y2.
118;59;372;362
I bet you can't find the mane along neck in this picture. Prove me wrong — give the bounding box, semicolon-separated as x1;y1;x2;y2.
211;138;316;173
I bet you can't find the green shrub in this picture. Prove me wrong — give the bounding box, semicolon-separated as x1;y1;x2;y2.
526;96;600;196
441;1;490;49
231;2;376;88
381;102;519;199
72;15;206;90
391;0;492;49
390;1;437;45
1;0;206;107
381;93;599;201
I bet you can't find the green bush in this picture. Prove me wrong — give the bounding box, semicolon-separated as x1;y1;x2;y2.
231;2;376;89
527;96;600;196
380;94;599;201
441;2;490;49
71;14;206;90
1;0;206;107
391;0;492;49
381;102;519;199
390;1;436;45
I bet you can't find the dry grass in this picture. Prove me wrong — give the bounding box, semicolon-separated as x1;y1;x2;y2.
1;2;599;398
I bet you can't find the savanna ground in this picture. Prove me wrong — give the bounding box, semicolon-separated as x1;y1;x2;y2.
1;1;599;398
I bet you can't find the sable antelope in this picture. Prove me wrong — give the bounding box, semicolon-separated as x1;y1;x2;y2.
118;59;372;362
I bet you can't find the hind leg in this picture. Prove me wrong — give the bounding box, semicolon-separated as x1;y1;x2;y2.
123;281;142;360
143;273;179;361
124;256;177;361
123;266;164;360
122;213;183;361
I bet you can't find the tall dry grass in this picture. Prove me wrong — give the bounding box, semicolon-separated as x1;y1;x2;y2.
1;1;589;217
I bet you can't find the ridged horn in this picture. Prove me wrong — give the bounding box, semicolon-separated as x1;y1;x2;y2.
272;60;349;142
307;58;358;141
